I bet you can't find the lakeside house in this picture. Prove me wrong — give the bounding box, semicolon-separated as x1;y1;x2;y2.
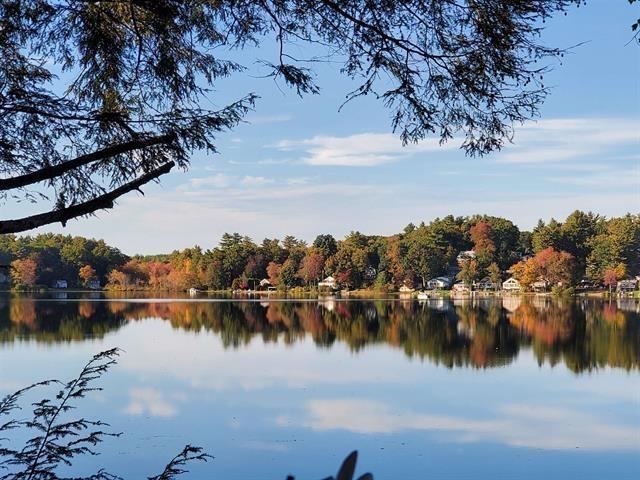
532;279;550;292
502;277;521;292
474;277;498;291
53;279;68;289
617;279;638;293
88;279;101;290
399;284;415;293
259;278;272;289
318;276;337;289
452;282;471;294
427;276;453;290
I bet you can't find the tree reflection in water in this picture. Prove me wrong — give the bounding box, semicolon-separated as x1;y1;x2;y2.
0;295;638;373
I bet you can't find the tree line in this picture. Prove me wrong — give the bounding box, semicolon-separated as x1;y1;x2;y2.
1;211;638;292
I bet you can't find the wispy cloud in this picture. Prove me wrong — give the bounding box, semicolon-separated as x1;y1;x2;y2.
275;133;455;166
495;117;640;164
241;175;274;186
286;398;639;451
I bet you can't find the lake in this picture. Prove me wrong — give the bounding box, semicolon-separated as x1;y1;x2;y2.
0;293;638;479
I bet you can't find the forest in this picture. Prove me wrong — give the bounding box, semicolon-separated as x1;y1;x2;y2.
0;211;638;292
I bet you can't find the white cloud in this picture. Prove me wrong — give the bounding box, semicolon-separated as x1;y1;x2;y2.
241;175;274;186
275;132;455;167
289;398;640;451
495;117;640;164
123;388;181;417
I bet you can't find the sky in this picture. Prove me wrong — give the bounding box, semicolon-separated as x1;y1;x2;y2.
4;1;640;255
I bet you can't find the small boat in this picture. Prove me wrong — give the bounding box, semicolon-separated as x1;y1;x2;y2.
417;291;430;300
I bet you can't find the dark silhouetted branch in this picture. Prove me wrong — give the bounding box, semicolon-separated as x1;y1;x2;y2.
0;134;176;191
0;162;175;234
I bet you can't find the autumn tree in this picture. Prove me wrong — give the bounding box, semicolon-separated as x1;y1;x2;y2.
147;262;172;289
378;235;406;288
536;247;576;286
78;264;97;287
470;221;496;264
266;262;282;287
603;264;626;295
510;247;575;290
298;250;325;286
10;257;38;287
510;258;539;291
1;1;582;233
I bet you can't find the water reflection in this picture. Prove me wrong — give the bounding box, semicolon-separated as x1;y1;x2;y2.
1;294;638;373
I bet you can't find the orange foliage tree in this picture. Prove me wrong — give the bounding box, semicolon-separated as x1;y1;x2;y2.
10;257;38;287
78;264;97;286
510;247;575;291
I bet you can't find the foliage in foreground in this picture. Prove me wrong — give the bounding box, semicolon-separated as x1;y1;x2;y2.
0;349;371;480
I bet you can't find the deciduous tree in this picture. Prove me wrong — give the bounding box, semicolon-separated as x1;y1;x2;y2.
78;264;97;287
10;257;38;287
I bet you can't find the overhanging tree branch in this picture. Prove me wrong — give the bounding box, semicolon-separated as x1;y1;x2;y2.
0;133;176;191
0;161;175;234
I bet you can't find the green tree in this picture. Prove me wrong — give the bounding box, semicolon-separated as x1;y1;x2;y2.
487;263;502;291
457;259;479;288
532;218;564;253
403;237;445;288
312;234;338;258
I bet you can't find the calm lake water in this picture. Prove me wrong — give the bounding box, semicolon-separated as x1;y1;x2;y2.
1;293;639;479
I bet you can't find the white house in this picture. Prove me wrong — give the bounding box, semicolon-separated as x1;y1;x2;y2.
427;276;453;290
87;279;101;290
259;278;272;288
53;280;68;289
617;279;638;292
502;277;521;291
399;284;414;293
318;276;337;289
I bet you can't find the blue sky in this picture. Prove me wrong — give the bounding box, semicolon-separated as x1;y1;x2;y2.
6;0;640;254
